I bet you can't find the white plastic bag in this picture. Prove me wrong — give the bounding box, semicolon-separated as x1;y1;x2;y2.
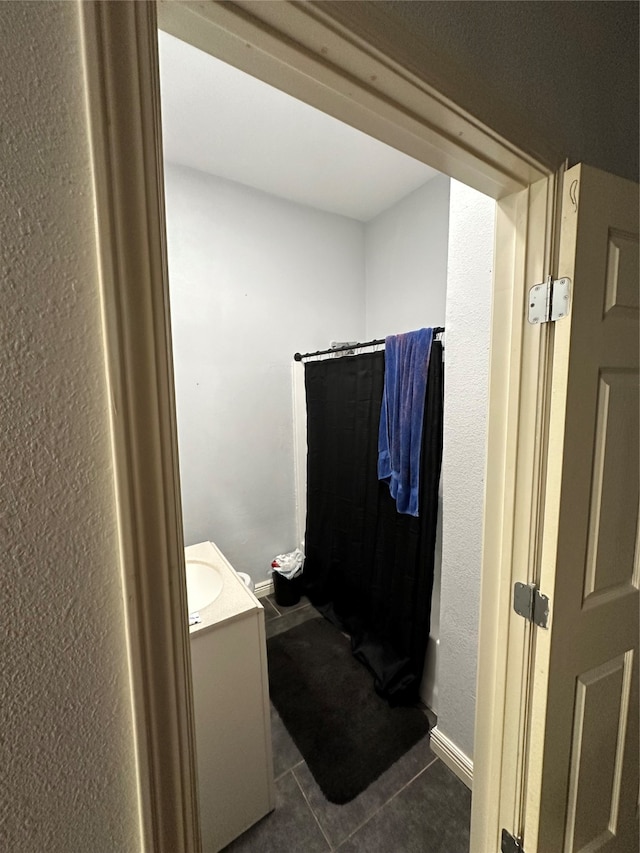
270;548;304;579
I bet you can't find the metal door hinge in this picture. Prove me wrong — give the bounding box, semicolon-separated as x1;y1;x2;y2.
513;582;549;629
501;829;525;853
528;275;571;324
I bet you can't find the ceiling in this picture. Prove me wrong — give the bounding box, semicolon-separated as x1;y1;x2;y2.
158;31;439;222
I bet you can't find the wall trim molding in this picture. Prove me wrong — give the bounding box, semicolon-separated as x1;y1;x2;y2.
254;579;274;599
79;3;201;850
430;727;473;790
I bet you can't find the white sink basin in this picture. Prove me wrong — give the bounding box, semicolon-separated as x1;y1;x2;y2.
186;559;224;612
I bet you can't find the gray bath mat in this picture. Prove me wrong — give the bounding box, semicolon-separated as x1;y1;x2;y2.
267;616;430;804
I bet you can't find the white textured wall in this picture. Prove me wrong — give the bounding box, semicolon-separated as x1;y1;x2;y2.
1;3;140;851
437;181;495;761
326;2;639;183
364;176;450;338
164;164;365;584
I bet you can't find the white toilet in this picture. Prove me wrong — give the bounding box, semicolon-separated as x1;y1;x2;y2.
236;571;254;594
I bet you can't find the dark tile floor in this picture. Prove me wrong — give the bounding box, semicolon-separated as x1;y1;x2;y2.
222;594;471;852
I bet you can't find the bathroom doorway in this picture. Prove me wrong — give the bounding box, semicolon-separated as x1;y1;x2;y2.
79;3;562;851
152;6;540;851
158;23;493;732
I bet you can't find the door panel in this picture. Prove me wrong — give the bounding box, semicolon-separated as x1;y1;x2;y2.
525;164;639;853
584;369;638;602
566;651;635;852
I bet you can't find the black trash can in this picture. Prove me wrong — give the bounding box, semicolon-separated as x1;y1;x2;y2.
272;570;301;607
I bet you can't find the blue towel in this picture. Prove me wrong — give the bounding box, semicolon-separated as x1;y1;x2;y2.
378;328;434;516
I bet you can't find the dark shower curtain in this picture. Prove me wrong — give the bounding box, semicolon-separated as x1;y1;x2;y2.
302;342;444;705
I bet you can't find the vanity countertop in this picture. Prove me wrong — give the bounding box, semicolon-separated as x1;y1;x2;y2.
186;540;262;637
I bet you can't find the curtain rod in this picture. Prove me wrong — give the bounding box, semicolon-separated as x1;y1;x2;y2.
293;327;445;362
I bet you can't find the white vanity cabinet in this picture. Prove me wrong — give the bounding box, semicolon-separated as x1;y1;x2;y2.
187;541;274;852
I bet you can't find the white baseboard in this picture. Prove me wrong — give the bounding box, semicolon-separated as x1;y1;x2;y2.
430;726;473;790
254;579;274;599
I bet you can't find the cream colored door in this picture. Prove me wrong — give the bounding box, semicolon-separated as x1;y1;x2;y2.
524;164;639;852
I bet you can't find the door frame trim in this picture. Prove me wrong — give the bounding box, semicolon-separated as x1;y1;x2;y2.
80;2;557;850
80;4;200;851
